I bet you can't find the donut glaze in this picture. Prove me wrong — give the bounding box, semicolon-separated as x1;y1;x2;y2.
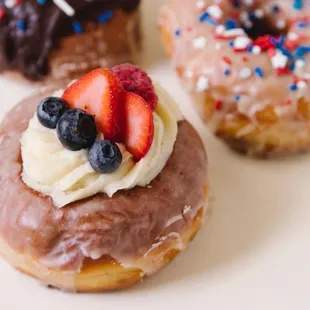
0;87;208;275
160;0;310;157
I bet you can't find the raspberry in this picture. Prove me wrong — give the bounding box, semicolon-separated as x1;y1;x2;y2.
112;64;158;111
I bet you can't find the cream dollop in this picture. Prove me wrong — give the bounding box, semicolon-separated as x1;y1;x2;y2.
20;84;182;208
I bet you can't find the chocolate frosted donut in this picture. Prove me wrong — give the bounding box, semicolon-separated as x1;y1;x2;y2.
0;0;141;81
160;0;310;157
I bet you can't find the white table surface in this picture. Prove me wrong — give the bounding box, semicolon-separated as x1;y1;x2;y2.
1;0;310;309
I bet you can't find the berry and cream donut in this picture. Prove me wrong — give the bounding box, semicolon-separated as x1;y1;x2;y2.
0;64;209;292
160;0;310;157
0;0;140;82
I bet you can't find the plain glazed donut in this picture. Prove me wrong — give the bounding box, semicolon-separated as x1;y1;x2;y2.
160;0;310;157
0;86;209;292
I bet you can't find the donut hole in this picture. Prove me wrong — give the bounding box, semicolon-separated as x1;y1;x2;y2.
242;16;287;39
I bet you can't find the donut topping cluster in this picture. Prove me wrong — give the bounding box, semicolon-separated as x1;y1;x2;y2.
36;65;158;174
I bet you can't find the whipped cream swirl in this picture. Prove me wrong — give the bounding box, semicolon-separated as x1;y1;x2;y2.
20;84;182;208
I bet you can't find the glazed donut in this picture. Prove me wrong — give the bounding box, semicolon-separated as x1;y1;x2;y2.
160;0;310;157
0;67;208;292
0;0;141;82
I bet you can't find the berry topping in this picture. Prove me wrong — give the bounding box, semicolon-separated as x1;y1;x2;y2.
124;92;154;161
62;68;125;142
57;109;97;151
37;97;69;129
89;140;122;174
112;64;158;111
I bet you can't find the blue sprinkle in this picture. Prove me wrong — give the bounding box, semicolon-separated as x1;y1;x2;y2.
290;84;297;91
199;11;218;26
272;5;280;13
73;22;83;34
224;69;231;76
175;28;181;36
17;20;25;31
226;19;238;30
248;45;254;53
294;46;310;57
235;95;241;101
254;67;264;78
289;62;296;72
297;21;310;28
199;11;209;22
229;41;234;47
293;0;303;10
270;37;293;59
98;10;113;24
37;0;46;4
249;13;256;21
232;0;241;8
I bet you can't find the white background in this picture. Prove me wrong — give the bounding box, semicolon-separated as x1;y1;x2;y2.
1;0;310;309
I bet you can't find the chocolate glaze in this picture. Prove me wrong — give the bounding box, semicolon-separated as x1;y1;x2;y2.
0;87;208;272
0;0;140;80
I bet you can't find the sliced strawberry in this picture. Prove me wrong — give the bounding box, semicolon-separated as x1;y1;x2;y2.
62;68;125;141
124;92;154;160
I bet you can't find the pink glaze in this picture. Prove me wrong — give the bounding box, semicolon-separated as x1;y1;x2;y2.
159;0;310;126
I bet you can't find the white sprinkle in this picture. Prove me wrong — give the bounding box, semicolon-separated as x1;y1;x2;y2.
295;59;306;68
234;36;252;50
196;76;209;92
196;0;205;10
215;25;225;35
215;42;222;50
239;67;252;79
304;73;310;80
243;0;254;6
287;32;299;41
193;36;207;49
185;70;194;78
183;205;192;215
252;45;262;55
53;0;75;16
222;28;246;38
207;4;223;19
297;81;308;89
240;11;250;22
271;51;288;69
254;9;264;18
276;19;286;29
244;20;253;29
4;0;16;8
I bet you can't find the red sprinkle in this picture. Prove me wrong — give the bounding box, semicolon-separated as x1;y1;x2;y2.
267;48;276;57
0;9;4;19
215;100;223;111
222;56;232;65
276;68;291;77
293;75;299;84
285;99;292;105
185;26;192;32
254;35;275;51
242;56;248;62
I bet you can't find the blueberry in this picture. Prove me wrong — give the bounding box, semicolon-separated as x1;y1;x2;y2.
37;97;69;129
89;140;122;174
57;109;97;151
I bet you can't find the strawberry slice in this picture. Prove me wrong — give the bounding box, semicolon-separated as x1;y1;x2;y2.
124;92;154;160
62;68;125;141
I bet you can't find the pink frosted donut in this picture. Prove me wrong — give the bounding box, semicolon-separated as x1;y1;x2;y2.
160;0;310;157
